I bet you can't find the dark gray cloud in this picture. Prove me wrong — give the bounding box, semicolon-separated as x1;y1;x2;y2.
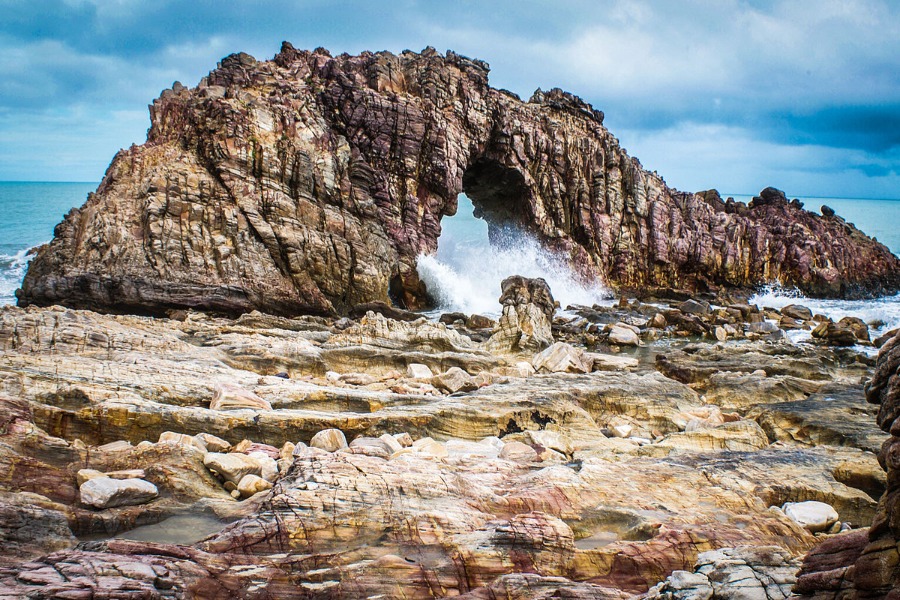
1;0;899;197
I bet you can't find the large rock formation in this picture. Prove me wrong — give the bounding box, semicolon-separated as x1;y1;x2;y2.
18;44;900;315
794;330;900;598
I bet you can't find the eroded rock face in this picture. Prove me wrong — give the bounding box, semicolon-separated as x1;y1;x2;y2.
486;276;555;353
18;45;900;316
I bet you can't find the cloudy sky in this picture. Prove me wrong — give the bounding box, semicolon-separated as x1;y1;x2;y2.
2;0;899;198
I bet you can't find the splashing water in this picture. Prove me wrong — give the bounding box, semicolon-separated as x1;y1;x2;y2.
417;196;612;315
0;248;37;305
749;284;900;347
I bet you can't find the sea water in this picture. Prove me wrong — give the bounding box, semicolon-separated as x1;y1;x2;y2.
2;183;900;338
0;182;96;305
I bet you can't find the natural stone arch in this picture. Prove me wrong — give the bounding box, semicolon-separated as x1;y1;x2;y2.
18;44;900;317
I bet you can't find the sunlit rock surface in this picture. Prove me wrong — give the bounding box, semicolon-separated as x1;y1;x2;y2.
0;298;890;597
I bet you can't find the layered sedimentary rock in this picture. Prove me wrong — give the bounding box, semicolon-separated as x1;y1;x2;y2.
795;329;900;599
18;44;900;316
0;298;891;597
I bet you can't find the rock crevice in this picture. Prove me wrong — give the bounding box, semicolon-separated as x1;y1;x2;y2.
18;43;900;316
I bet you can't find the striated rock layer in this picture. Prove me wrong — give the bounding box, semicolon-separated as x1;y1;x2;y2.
18;44;900;316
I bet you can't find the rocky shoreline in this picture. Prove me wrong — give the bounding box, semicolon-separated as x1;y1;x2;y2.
17;45;900;317
5;43;900;599
0;275;896;598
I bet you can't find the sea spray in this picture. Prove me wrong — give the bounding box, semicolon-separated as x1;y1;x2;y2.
0;248;36;305
749;284;900;348
417;196;612;315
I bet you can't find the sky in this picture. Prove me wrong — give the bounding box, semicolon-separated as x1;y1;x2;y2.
1;0;899;199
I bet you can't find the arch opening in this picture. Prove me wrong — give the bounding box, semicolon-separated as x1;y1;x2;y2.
415;160;612;315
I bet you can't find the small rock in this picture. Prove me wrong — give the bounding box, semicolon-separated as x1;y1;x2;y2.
247;452;279;482
393;432;414;447
80;477;158;509
104;469;147;480
76;468;106;486
406;363;434;380
782;500;839;533
413;437;448;458
237;474;273;498
610;424;633;438
679;299;711;315
812;321;860;346
499;441;538;462
649;313;668;328
466;314;495;329
821;205;835;217
714;326;727;341
431;367;478;393
439;312;467;324
339;372;378;386
97;440;132;453
585;352;638;371
781;304;813;320
158;431;207;452
203;452;261;484
210;383;272;411
532;342;591;374
310;428;348;452
378;434;404;454
608;324;640;346
196;433;231;453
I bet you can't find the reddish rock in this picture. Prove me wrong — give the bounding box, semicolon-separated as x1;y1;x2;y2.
18;45;900;316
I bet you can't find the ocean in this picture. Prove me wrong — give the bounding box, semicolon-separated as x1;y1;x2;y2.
2;182;900;340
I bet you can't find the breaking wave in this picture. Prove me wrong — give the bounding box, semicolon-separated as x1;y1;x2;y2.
416;197;611;315
0;247;37;306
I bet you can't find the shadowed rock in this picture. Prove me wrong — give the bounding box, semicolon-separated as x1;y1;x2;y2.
17;44;900;316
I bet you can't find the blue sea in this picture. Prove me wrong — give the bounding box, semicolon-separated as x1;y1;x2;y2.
2;183;900;341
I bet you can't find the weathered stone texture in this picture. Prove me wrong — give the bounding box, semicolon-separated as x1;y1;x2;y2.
18;44;900;316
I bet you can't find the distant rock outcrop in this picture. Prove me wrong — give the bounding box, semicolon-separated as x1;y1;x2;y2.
18;43;900;316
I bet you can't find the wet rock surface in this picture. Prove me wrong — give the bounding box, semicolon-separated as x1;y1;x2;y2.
17;45;900;317
0;289;892;597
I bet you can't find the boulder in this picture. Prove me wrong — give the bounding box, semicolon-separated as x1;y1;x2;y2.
431;367;478;394
531;342;591;374
203;452;261;484
781;304;813;321
79;477;158;510
237;474;273;498
195;432;231;453
585;352;638;371
608;324;640;346
782;501;839;533
310;428;349;452
498;441;538;462
406;363;434;380
678;299;711;316
485;276;555;353
811;321;860;346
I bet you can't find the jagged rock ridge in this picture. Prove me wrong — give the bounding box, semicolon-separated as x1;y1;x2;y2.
18;43;900;316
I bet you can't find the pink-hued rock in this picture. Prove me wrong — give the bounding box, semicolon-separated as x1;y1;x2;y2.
18;46;900;317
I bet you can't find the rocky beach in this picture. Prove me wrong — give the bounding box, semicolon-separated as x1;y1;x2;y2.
2;45;900;599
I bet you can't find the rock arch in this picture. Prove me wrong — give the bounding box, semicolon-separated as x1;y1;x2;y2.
18;44;900;316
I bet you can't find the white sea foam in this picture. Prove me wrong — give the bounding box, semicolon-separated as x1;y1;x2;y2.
749;284;900;349
0;247;37;306
417;229;612;316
